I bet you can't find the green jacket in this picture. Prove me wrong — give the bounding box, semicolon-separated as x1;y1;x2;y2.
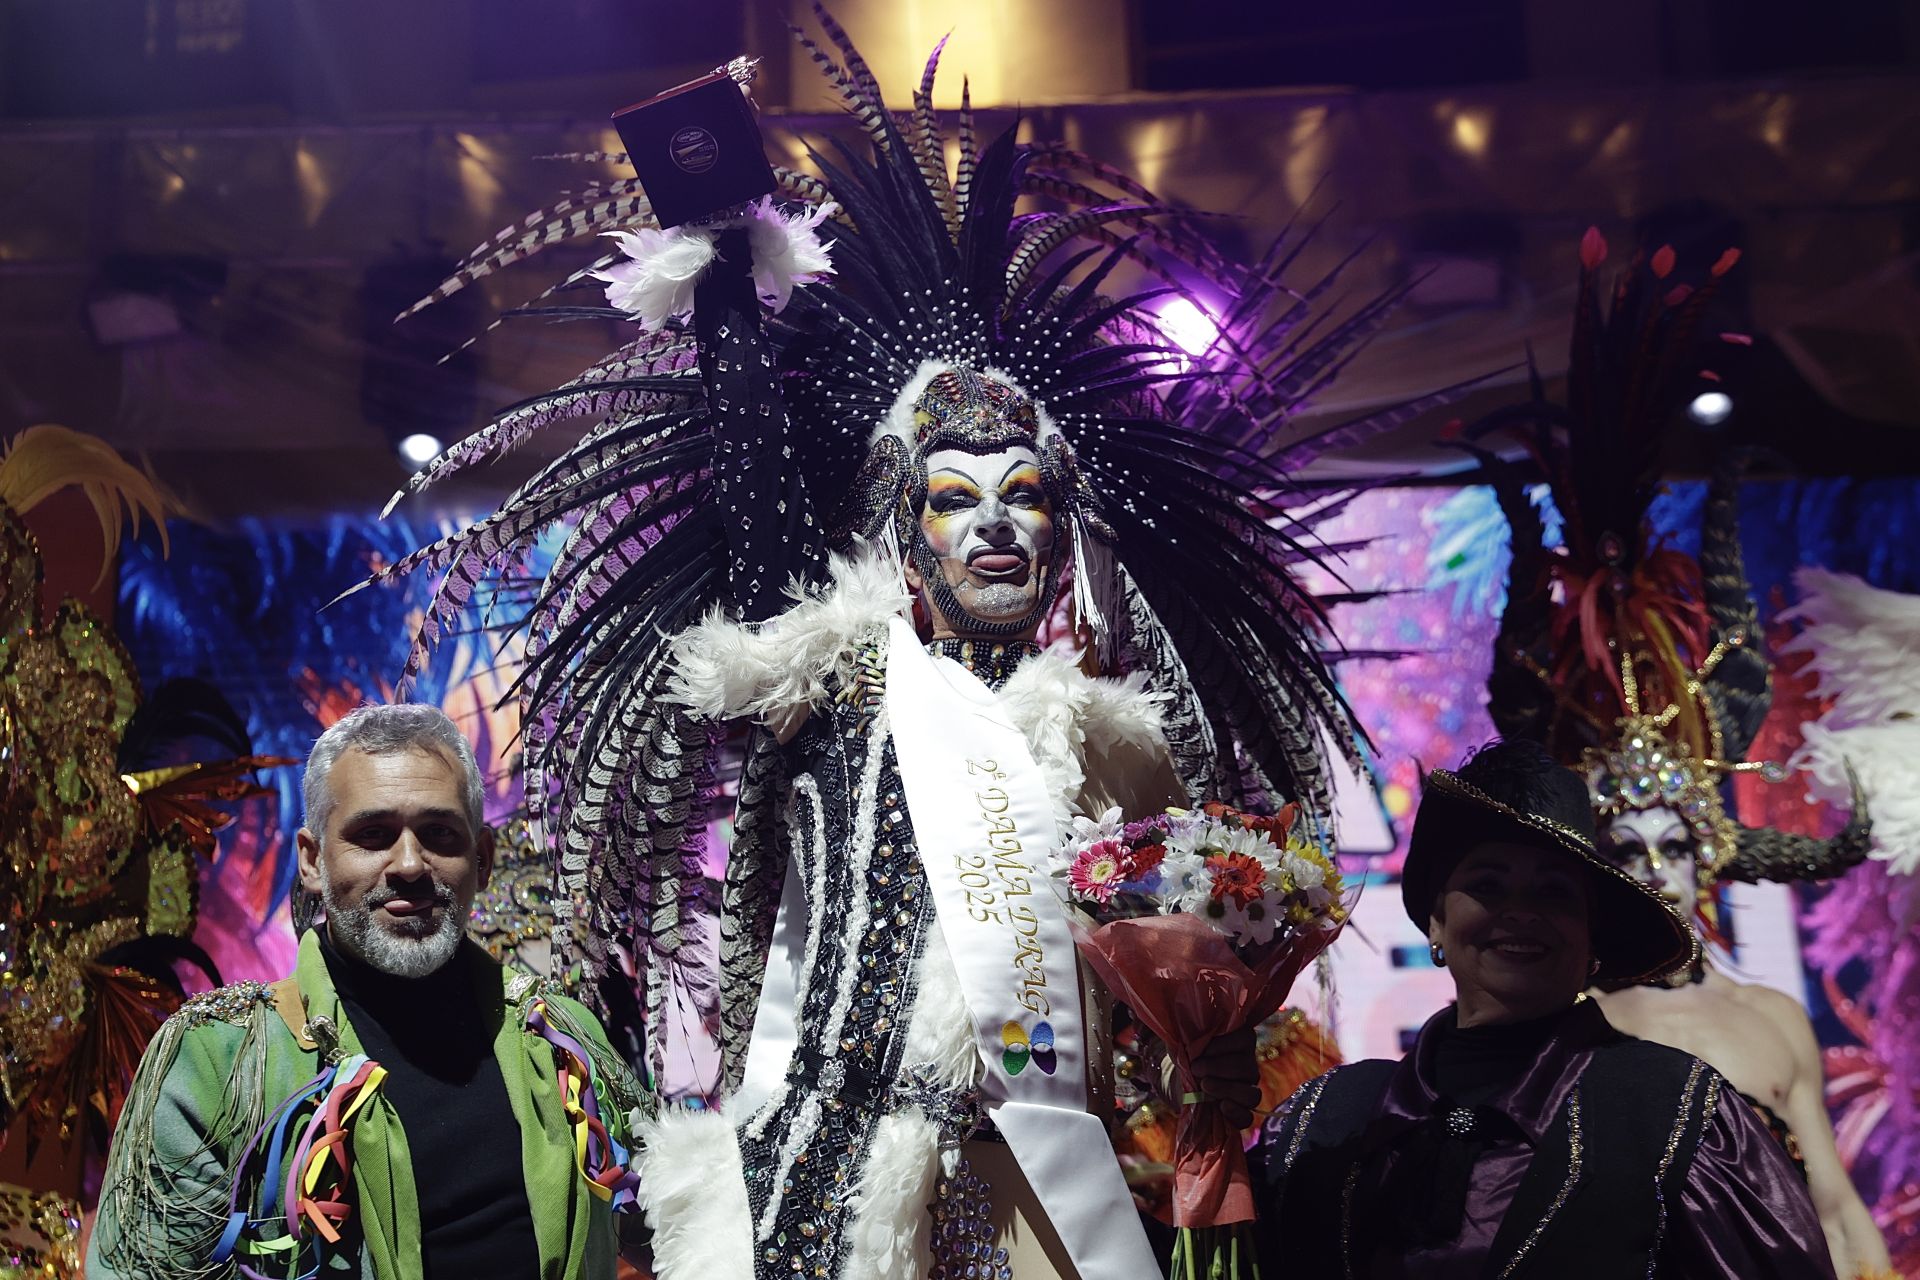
87;930;646;1280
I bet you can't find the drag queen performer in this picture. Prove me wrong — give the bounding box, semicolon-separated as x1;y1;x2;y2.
366;13;1429;1278
1471;230;1888;1276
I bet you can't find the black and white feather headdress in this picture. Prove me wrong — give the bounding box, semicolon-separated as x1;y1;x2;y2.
368;9;1452;1053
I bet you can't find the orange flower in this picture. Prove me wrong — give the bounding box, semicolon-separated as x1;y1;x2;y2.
1240;803;1299;843
1205;852;1266;907
1127;843;1167;877
1202;800;1298;844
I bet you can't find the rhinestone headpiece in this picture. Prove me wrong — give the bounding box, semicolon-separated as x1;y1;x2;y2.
911;367;1043;451
1584;715;1733;871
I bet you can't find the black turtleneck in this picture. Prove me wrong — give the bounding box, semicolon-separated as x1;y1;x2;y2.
1430;1007;1565;1106
320;933;541;1279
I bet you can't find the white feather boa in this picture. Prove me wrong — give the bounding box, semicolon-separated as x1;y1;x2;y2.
667;547;909;722
635;1109;754;1277
997;649;1167;835
668;546;1167;804
838;1111;943;1276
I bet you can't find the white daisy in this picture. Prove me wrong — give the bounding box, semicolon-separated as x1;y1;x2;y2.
1157;848;1214;915
1197;893;1250;943
1240;889;1285;946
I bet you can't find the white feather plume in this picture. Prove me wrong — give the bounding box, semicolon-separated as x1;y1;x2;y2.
666;544;909;722
998;649;1166;833
838;1111;941;1277
744;197;838;313
902;920;983;1092
596;198;838;332
634;1108;754;1278
1781;566;1920;724
1782;566;1920;875
595;227;720;332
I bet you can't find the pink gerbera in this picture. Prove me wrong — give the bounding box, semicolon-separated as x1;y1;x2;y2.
1070;840;1127;903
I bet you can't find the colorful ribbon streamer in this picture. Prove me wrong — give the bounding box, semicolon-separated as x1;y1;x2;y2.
212;1053;386;1280
526;997;640;1211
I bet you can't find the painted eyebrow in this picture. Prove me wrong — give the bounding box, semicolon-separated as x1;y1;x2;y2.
927;462;1042;487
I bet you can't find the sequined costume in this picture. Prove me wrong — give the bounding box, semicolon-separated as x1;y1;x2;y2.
0;426;285;1278
370;11;1449;1277
468;815;566;976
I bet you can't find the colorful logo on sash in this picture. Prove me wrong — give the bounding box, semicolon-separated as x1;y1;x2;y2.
1001;1020;1056;1076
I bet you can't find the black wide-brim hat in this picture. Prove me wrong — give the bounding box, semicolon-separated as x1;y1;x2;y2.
1404;768;1698;989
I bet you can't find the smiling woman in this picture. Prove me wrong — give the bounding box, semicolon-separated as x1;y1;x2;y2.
1256;740;1841;1278
1429;841;1595;1027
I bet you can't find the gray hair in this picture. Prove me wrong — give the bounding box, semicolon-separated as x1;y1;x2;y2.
302;703;486;839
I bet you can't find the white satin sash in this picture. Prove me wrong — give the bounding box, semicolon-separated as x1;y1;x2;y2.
884;617;1158;1278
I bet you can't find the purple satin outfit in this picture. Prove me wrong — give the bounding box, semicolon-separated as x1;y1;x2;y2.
1376;1002;1833;1279
1260;999;1836;1279
1661;1091;1835;1280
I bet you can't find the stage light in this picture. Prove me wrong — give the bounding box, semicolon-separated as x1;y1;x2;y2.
1156;296;1222;359
1687;391;1734;426
397;433;443;466
360;252;480;473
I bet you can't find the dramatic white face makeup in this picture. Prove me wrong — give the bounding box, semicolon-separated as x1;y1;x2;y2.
910;444;1056;630
1601;805;1698;910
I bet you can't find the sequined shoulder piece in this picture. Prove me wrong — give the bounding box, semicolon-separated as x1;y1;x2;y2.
504;970;550;1005
175;980;274;1028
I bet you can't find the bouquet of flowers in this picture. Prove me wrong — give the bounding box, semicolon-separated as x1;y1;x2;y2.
1056;801;1349;1279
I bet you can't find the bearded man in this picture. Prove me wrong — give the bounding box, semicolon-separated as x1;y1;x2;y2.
89;704;645;1280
